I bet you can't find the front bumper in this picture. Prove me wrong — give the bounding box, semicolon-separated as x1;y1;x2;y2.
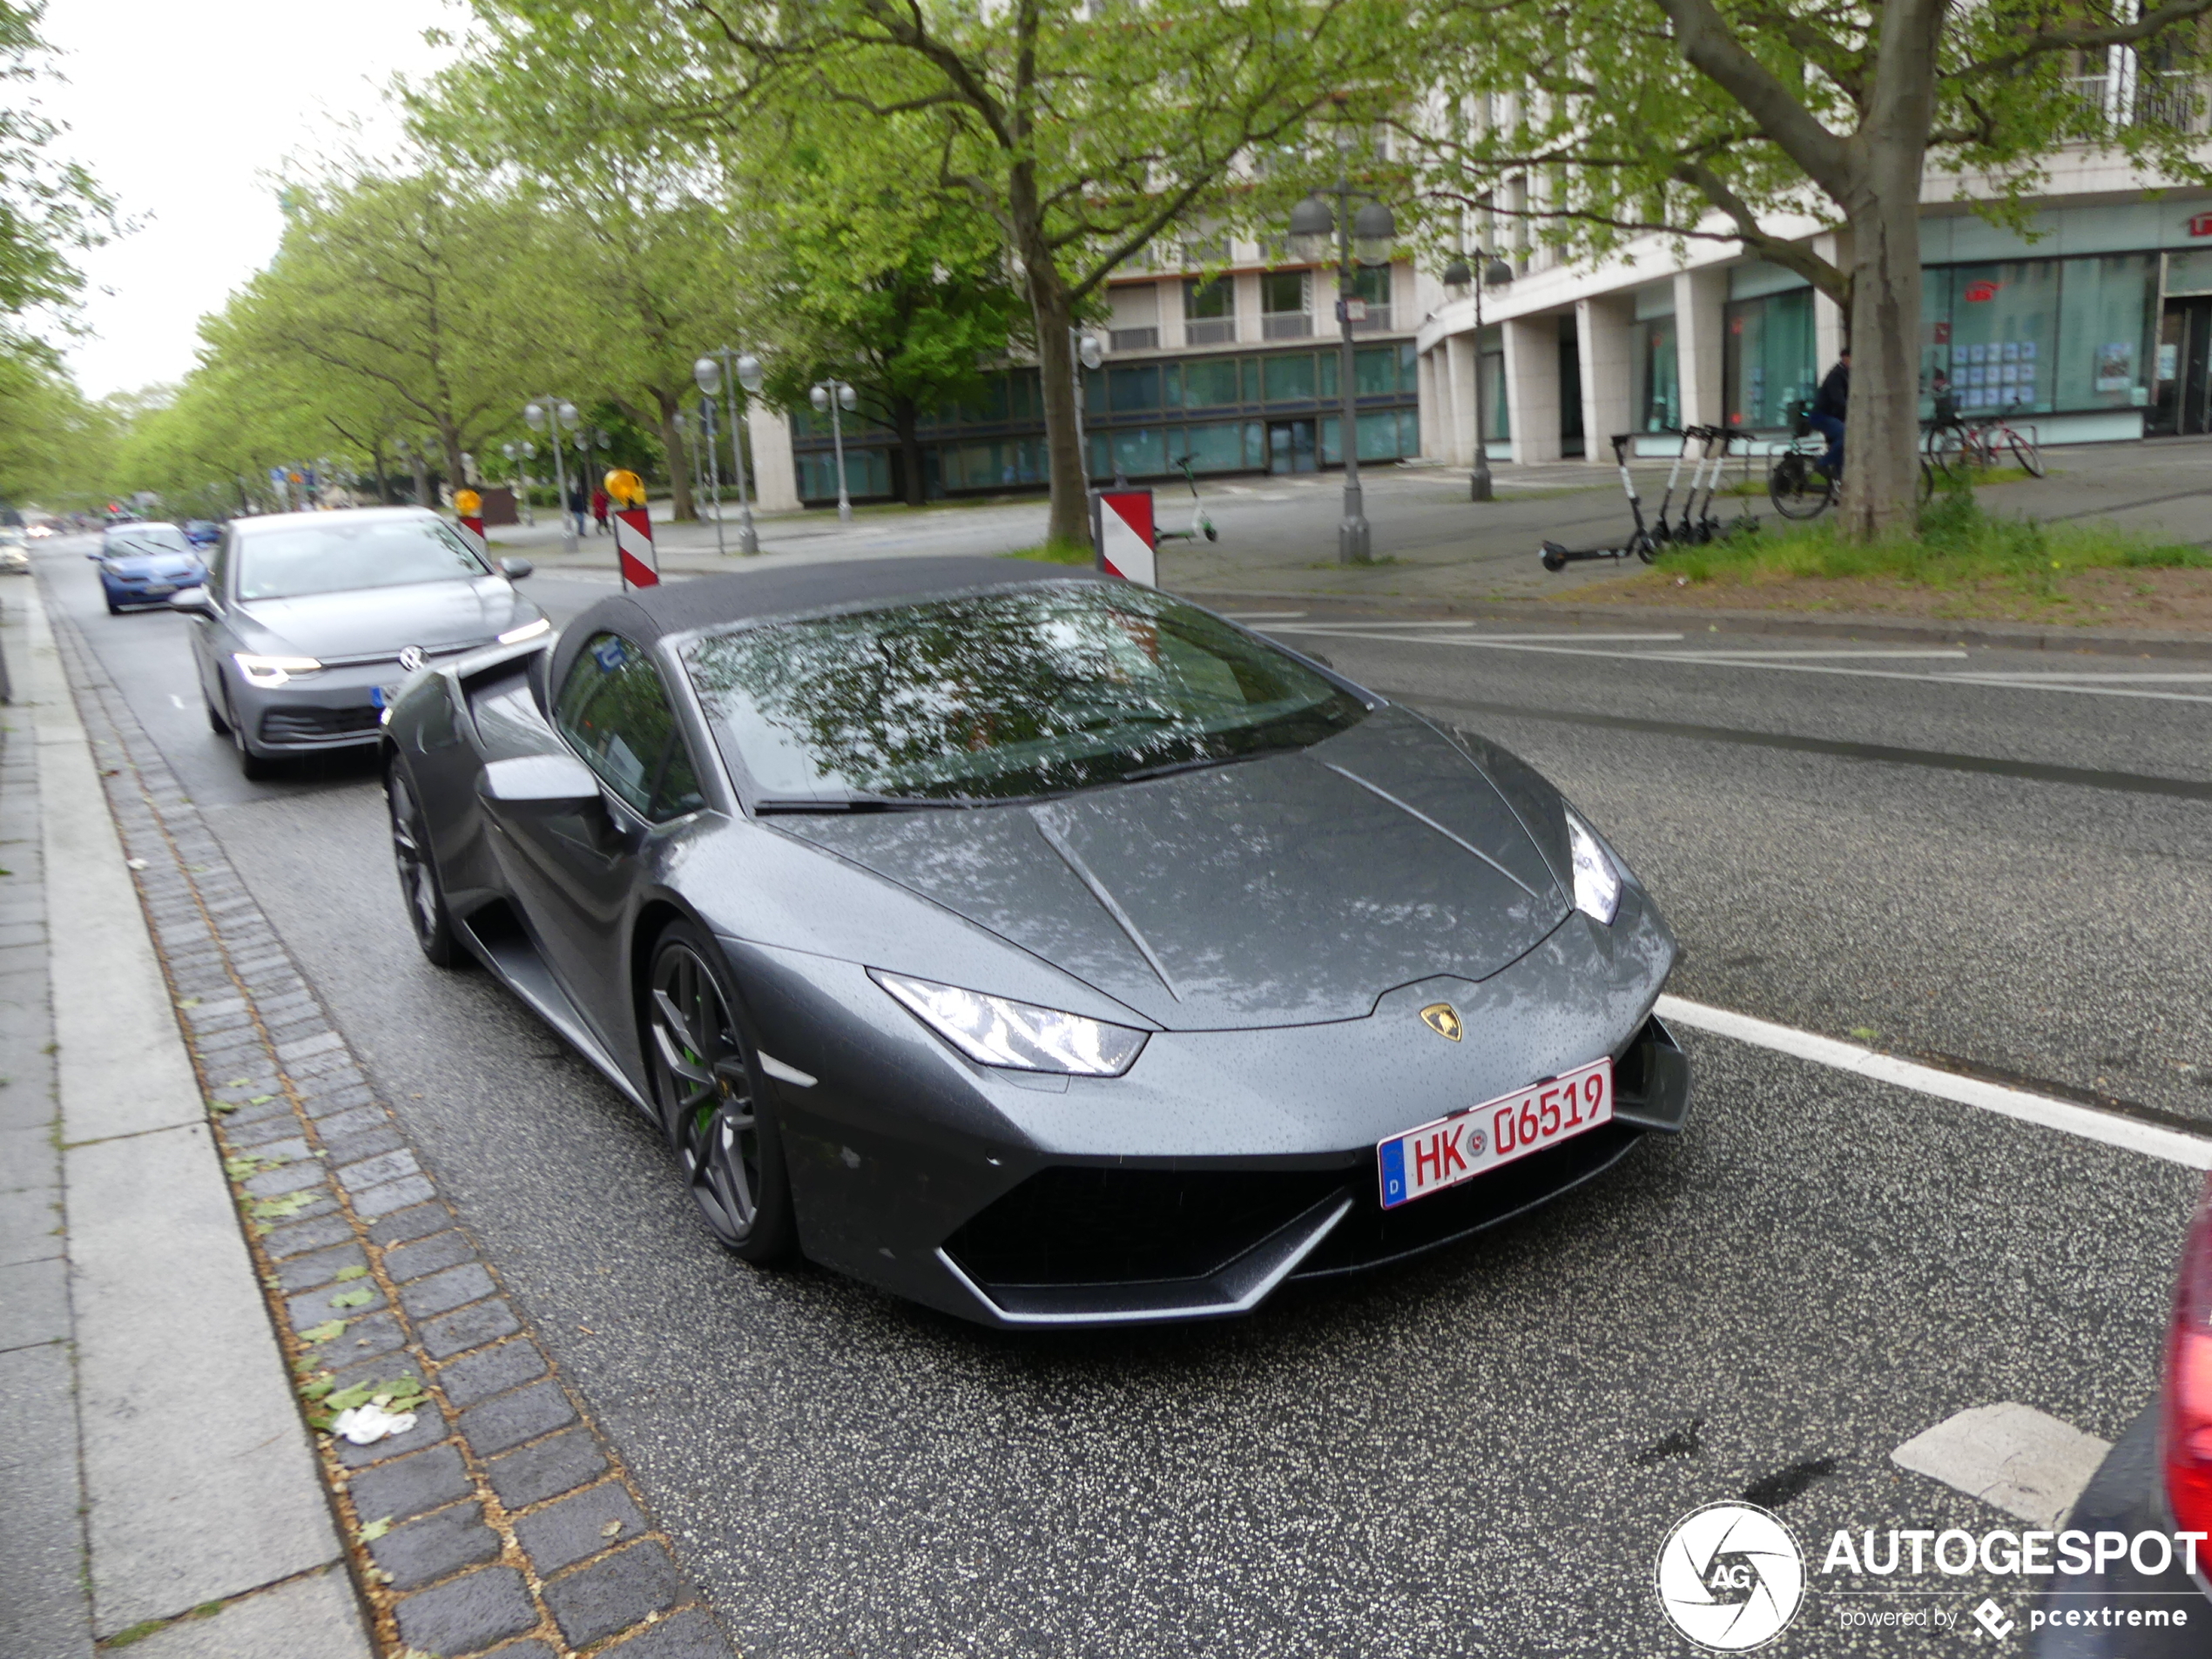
2030;1404;2208;1656
104;572;202;607
232;661;407;752
728;889;1684;1327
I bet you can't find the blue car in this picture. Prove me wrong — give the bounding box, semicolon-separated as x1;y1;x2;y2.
95;521;206;613
183;519;222;548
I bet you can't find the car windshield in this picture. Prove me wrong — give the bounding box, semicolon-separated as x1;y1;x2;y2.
235;517;489;600
105;526;192;556
684;581;1366;805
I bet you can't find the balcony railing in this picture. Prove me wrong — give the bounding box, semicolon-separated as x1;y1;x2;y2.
1261;313;1312;340
1348;305;1394;334
1184;318;1238;346
1109;327;1159;353
2065;68;2209;132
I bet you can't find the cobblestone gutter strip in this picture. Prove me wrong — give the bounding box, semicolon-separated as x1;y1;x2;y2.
45;610;734;1659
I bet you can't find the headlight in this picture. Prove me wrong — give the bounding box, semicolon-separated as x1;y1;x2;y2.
497;617;550;645
1564;808;1622;926
870;970;1147;1076
233;652;322;688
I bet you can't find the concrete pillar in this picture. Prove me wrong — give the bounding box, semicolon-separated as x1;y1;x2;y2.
1674;266;1730;429
1503;314;1562;463
748;403;800;513
1233;270;1264;345
1812;232;1850;367
1418;347;1445;462
1577;294;1635;463
1447;334;1478;466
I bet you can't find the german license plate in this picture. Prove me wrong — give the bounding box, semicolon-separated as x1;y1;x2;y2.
1378;1056;1613;1210
145;583;174;596
369;683;401;709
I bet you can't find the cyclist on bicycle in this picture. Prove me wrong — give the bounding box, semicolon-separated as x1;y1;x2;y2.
1810;347;1849;481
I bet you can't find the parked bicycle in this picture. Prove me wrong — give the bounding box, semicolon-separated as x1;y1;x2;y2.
1924;394;2046;482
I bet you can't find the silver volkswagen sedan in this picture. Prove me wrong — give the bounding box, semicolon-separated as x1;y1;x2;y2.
173;507;545;779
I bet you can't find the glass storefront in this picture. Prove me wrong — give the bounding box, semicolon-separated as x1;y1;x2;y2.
1723;289;1817;429
1921;254;2157;415
1637;318;1679;431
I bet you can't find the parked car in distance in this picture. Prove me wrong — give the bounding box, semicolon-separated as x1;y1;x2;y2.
172;506;541;781
95;521;205;614
0;527;27;575
183;519;222;548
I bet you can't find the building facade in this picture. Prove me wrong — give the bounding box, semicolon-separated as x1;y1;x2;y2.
1415;147;2212;467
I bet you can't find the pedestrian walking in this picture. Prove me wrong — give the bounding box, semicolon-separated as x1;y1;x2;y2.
590;486;610;536
1810;347;1849;481
567;482;588;539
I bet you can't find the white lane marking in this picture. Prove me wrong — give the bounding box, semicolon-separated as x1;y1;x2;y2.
1951;670;2212;684
1675;648;1969;661
169;695;185;709
1655;994;2212;1170
1224;610;1308;621
1269;625;2212;705
1890;1404;2112;1531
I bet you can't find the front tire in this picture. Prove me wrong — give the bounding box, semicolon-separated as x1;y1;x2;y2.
227;694;279;781
1768;455;1832;520
2008;433;2046;478
386;763;463;968
646;924;795;1263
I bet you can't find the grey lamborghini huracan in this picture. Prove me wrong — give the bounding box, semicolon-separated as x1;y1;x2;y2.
381;556;1689;1326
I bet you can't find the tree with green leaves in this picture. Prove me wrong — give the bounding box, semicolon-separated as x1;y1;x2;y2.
412;0;1408;544
1400;0;2212;536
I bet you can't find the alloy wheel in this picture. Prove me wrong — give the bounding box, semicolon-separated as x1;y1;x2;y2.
650;942;765;1248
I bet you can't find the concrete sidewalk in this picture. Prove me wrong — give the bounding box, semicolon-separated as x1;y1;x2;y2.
0;578;370;1657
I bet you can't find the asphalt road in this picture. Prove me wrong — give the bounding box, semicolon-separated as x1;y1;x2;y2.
35;540;2209;1656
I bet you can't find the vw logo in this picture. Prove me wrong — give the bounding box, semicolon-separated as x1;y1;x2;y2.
397;645;428;673
1656;1502;1805;1650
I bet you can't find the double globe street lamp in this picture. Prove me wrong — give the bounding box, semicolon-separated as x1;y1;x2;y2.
1440;252;1517;502
499;441;537;526
522;398;582;554
809;379;858;523
693;348;766;555
1288;182;1396;564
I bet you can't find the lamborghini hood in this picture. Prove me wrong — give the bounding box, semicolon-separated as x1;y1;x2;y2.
778;706;1571;1030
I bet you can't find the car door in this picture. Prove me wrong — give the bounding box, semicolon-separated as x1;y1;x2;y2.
487;631;709;1049
185;530;236;712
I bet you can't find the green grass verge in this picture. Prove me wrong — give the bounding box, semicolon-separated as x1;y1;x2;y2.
1001;541;1094;564
1656;476;2208;595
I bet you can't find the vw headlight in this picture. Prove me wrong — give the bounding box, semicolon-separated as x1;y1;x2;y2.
1564;808;1622;926
233;652;321;688
871;970;1147;1076
497;617;551;645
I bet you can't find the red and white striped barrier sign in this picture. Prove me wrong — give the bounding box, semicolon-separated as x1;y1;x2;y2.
457;516;488;561
1093;489;1156;587
615;506;658;590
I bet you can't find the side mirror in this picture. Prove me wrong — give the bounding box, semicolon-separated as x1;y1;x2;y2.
478;752;602;812
499;557;534;580
87;549;104;560
168;588;214;615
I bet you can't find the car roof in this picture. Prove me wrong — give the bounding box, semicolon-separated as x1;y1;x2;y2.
550;556;1110;691
107;520;183;535
232;506;442;536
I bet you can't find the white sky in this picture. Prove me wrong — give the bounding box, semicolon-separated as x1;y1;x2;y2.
40;0;457;397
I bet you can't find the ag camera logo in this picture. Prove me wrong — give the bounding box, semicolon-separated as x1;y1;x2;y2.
1656;1501;1806;1650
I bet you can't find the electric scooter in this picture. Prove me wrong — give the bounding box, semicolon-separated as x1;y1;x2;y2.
1153;455;1218;544
1539;434;1657;570
1649;426;1706;547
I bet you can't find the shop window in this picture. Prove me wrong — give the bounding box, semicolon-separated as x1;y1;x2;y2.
1264;354;1317;402
1244;421;1267;469
798;448;890;501
1109;427;1167;477
1109;365;1160;413
2054;255;2158;410
1181;358;1241;408
1722;289;1816;428
1318;411;1414;466
1931;261;2058;415
1354;345;1399;396
1638;319;1680;431
1183;421;1245;472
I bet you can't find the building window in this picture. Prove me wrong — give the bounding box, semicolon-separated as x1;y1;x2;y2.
1478;324;1509;442
1183;421;1245;472
1108;365;1160;414
1184;276;1237;347
1179;357;1241;408
1723;289;1816;429
1263;353;1316;402
1638;319;1680;431
1261;270;1312;339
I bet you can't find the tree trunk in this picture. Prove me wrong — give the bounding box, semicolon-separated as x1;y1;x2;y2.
893;395;925;507
652;389;694;521
370;443;394;504
1838;193;1924;539
1025;259;1089;548
438;419;468;509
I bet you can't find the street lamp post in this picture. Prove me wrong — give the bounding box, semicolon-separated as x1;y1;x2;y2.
522;398;581;554
1289;179;1397;564
1441;253;1516;502
698;398;725;556
1069;329;1103;492
809;379;858;522
694;349;766;555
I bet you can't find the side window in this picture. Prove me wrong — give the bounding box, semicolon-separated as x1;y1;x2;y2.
554;633;707;821
206;532;233;598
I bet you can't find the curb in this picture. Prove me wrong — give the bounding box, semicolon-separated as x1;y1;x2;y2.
39;579;737;1659
1174;585;2212;661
